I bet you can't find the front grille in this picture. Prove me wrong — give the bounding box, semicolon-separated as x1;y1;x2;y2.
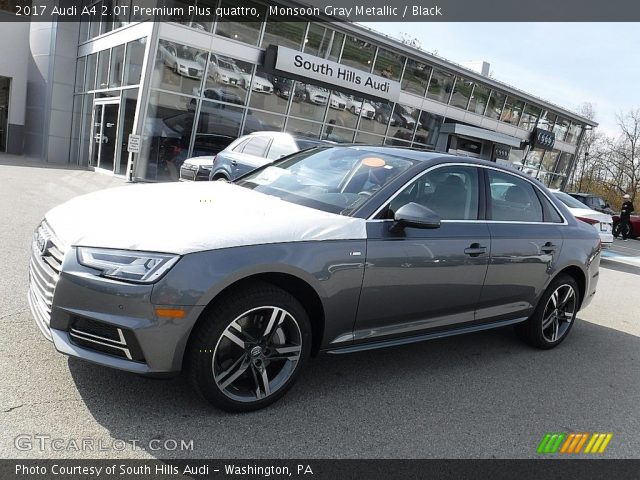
188;68;198;77
28;222;64;341
69;316;145;362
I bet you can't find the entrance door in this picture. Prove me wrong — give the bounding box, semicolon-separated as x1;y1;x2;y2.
91;100;120;172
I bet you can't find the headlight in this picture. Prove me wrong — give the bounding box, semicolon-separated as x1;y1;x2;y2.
77;247;180;283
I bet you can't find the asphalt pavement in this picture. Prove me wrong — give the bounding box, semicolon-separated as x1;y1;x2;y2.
1;158;639;459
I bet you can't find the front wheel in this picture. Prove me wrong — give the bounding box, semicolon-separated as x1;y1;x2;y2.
515;274;579;349
613;222;631;238
188;283;311;412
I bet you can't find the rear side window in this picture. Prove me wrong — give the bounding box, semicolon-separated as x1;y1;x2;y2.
241;136;271;157
488;170;543;222
266;139;298;160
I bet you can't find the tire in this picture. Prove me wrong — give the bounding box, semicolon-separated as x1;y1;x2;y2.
515;274;580;349
187;282;312;412
613;222;631;239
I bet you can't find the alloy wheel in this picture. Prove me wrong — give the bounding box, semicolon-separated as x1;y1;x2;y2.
212;306;302;403
541;284;577;342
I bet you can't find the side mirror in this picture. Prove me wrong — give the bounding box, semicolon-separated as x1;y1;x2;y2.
392;202;441;230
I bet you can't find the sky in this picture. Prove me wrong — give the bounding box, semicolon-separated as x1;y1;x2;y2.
361;23;640;137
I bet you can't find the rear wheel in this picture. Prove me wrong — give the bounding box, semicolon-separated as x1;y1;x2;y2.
515;274;579;349
188;283;311;412
613;222;632;238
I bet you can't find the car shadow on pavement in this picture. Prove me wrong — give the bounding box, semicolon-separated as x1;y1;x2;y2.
67;318;640;459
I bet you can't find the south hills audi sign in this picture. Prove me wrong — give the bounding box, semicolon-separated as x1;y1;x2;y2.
267;46;401;102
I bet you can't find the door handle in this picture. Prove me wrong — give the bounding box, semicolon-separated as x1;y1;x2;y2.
464;243;487;257
541;242;556;254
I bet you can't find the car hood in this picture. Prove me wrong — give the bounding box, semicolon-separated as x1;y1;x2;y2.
45;181;366;255
177;58;202;69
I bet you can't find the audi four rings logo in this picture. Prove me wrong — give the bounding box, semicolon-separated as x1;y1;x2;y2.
534;129;555;149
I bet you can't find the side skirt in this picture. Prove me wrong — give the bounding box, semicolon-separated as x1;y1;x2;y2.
325;317;528;355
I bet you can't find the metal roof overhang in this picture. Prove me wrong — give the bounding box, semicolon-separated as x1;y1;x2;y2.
440;123;523;148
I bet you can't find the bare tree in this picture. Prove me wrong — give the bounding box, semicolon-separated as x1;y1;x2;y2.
600;108;640;201
398;32;422;49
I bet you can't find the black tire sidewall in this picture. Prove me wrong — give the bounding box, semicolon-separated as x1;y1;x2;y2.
188;283;312;412
518;274;580;349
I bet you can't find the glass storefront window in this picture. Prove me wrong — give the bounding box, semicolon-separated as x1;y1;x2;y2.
553;117;570;142
555;152;573;175
327;31;344;62
485;90;506;120
325;91;357;129
450;76;474;109
247;111;285;134
116;88;138;175
249;66;282;111
96;49;110;90
194;99;248;156
323;125;354;143
100;0;114;35
401;60;431;96
75;57;86;93
78;93;94;166
426;69;454;103
565;122;583;144
541;150;560;173
79;17;90;43
112;0;131;28
413;111;443;147
359;99;391;135
109;44;125;88
519;103;541;131
200;53;253;106
85;53;97;91
153;40;205;96
340;35;376;72
538;110;556;131
304;24;331;58
354;132;384;145
140;90;195;181
124;38;146;86
500;96;524;125
546;174;565;189
386;104;417;145
289;83;328;122
262;20;306;50
214;0;266;46
165;0;215;32
285;118;321;138
373;48;405;82
89;3;101;39
467;84;490;115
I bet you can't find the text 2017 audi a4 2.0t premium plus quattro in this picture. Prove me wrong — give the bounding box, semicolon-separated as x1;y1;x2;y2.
29;146;601;412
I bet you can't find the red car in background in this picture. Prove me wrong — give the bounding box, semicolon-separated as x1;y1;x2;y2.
612;214;640;238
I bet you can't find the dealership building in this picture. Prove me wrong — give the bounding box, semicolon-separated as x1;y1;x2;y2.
0;1;597;188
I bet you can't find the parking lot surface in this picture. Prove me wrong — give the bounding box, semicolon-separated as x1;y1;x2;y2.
1;160;639;459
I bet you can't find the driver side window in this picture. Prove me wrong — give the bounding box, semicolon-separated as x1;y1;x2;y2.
381;166;480;220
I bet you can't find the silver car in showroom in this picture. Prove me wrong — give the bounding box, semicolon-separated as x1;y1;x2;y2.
29;147;601;412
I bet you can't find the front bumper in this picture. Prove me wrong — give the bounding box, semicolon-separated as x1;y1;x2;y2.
28;229;205;374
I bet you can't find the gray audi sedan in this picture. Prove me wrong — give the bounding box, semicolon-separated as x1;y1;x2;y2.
29;146;601;412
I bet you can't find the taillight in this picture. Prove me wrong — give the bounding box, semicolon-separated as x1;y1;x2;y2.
576;216;599;225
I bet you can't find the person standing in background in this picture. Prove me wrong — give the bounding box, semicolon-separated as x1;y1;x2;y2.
619;194;635;241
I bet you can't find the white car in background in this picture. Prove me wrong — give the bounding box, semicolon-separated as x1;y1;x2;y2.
552;190;614;248
346;96;375;119
246;72;274;94
329;92;347;110
196;53;244;87
159;42;204;79
305;85;329;105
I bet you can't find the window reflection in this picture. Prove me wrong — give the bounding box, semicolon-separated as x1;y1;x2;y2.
108;44;125;88
140;91;195;181
262;20;305;50
467;84;489;115
538;110;556;131
304;24;343;60
325;91;355;129
565;122;582;144
214;0;266;46
519;104;541;131
360;100;392;135
553;117;570;142
427;69;454;103
198;52;252;104
401;60;431;96
386;104;417;145
96;50;110;89
289;83;328;122
500;97;524;125
154;40;205;95
340;35;375;71
285;118;322;138
450;76;473;109
485;91;506;120
124;38;145;86
373;48;405;81
354;131;384;145
323;125;354;143
413;111;443;147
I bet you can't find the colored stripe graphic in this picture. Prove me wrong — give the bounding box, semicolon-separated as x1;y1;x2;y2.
539;433;613;454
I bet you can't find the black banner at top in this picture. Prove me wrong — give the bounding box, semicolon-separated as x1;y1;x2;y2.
2;0;640;22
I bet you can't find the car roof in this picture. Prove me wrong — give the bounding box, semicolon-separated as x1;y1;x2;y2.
568;192;599;197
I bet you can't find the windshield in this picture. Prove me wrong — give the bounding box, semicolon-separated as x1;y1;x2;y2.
236;147;416;214
554;191;590;209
